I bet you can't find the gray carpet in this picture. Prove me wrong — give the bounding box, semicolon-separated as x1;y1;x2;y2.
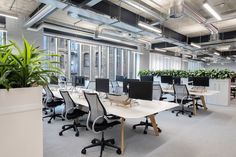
44;102;236;157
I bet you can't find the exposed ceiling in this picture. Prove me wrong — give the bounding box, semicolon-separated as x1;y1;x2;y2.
0;0;39;17
1;0;236;64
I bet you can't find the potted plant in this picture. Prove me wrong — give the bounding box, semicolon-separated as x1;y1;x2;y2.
0;38;60;157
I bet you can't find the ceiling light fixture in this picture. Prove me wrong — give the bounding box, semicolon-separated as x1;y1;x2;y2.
97;35;135;46
226;56;231;60
154;47;167;52
203;2;222;21
190;42;201;48
138;21;162;34
137;38;150;43
214;52;220;56
0;11;18;19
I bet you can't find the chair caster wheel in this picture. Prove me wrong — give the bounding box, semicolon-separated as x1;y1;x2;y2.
48;121;51;124
171;111;174;113
75;132;79;137
62;126;65;129
81;149;86;154
91;139;96;144
143;131;147;134
62;119;65;121
189;115;192;118
191;112;194;115
116;148;121;155
132;126;136;129
110;139;115;144
158;128;162;133
59;132;63;136
86;127;88;131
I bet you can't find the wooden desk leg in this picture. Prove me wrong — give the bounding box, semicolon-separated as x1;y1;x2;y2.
120;118;125;155
148;115;159;136
201;96;208;111
192;97;196;115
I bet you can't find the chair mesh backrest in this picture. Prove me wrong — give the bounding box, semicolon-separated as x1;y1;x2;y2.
60;91;75;113
173;84;189;100
153;84;163;100
43;85;54;102
84;92;107;124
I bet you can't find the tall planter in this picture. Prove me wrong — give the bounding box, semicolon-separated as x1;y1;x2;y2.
206;79;231;106
0;87;43;157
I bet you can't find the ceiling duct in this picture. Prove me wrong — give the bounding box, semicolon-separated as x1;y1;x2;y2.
183;2;219;39
169;0;184;18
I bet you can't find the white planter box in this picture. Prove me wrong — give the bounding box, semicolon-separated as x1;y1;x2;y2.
206;79;231;106
0;87;43;157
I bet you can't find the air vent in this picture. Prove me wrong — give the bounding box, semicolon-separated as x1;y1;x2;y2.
169;0;184;18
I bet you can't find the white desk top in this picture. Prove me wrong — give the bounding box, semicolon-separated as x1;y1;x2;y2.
52;90;178;119
162;89;219;96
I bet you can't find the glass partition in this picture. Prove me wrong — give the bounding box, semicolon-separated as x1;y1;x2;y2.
81;44;90;79
100;46;108;78
90;45;99;81
70;41;80;77
109;47;116;81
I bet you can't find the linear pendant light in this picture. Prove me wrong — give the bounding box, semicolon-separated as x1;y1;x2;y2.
138;21;162;34
190;42;201;48
203;2;222;21
97;35;135;46
154;47;167;52
214;52;220;56
0;11;18;19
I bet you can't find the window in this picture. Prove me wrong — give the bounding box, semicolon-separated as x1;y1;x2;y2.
84;53;90;67
95;52;99;67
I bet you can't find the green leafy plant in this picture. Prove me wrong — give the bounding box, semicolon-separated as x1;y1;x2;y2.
138;69;235;79
0;37;62;89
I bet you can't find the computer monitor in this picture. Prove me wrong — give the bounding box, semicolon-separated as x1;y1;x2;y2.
173;77;180;84
123;79;140;93
129;81;153;100
193;77;209;87
50;75;58;85
72;76;85;87
231;77;236;83
140;75;154;82
161;76;173;84
116;75;125;82
188;77;193;85
95;78;109;93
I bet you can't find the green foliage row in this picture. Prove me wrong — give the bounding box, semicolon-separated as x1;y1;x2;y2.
138;69;235;79
0;37;61;90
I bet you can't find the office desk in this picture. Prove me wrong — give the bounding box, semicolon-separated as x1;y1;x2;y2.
163;89;219;115
52;90;178;154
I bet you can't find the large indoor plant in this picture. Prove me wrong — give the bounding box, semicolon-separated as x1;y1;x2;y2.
0;37;61;157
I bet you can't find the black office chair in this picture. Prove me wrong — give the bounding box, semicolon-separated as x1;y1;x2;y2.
172;84;193;117
81;92;121;157
59;91;88;137
187;96;203;109
132;84;164;134
43;85;64;123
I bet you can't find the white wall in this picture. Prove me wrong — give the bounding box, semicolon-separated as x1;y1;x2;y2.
6;16;43;49
206;63;236;72
138;46;150;71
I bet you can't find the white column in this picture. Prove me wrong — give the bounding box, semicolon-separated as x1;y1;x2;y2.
67;40;71;80
98;45;102;78
127;50;130;78
89;45;92;80
107;47;110;79
79;43;82;76
121;49;124;76
114;48;117;79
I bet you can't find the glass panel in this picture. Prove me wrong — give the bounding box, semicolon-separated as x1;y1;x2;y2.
44;36;57;68
91;45;99;81
109;47;116;80
0;32;3;45
57;38;69;78
81;44;90;79
123;49;128;77
70;41;80;77
116;48;122;76
101;46;108;78
135;53;140;78
129;52;134;78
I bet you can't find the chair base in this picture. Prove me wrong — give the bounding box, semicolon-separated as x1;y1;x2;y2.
188;103;203;110
132;117;161;134
81;132;121;157
59;121;87;137
172;106;193;118
43;109;64;123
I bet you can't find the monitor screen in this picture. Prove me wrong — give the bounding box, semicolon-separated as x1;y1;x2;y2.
123;79;140;93
193;77;209;87
72;76;85;86
161;76;173;84
129;81;153;100
116;75;125;82
231;77;236;83
96;78;109;93
188;77;193;85
173;77;180;84
140;75;154;82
